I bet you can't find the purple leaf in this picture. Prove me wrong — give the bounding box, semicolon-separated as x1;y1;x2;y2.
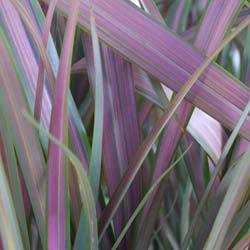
34;0;57;121
54;0;250;140
187;109;227;164
84;28;143;249
47;1;80;249
194;0;245;55
0;31;46;248
98;15;250;241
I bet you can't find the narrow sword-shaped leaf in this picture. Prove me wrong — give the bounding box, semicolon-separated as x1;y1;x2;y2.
0;0;52;129
167;0;192;32
138;99;154;126
195;0;245;54
137;1;192;239
0;112;30;250
0;1;90;243
180;2;246;247
222;201;250;249
137;102;191;237
88;5;104;203
133;67;165;108
187;109;227;164
47;0;80;249
3;0;90;169
231;232;250;250
204;148;250;250
99;16;250;239
8;0;55;98
84;34;142;246
183;1;244;219
34;0;58;121
99;46;143;246
180;6;250;41
24;112;98;250
111;145;192;250
171;0;242;196
54;0;250;140
1;3;90;236
192;177;232;249
182;133;206;200
83;7;143;249
137;2;239;247
242;25;250;87
187;0;244;165
28;0;91;168
235;25;250;164
182;100;250;249
0;158;24;250
0;30;46;248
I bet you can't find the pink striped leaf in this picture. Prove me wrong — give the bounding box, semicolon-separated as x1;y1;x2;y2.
54;0;250;141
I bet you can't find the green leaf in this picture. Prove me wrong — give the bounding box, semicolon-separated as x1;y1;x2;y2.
88;5;104;203
24;112;98;250
204;148;250;250
0;158;24;250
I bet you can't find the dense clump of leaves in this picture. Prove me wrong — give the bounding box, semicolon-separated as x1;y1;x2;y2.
1;0;250;249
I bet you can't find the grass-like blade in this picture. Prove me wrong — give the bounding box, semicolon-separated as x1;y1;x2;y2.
182;100;250;249
99;14;250;239
0;158;24;250
87;5;104;203
54;0;250;140
47;0;80;249
204;148;250;250
24;111;98;250
111;144;192;250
